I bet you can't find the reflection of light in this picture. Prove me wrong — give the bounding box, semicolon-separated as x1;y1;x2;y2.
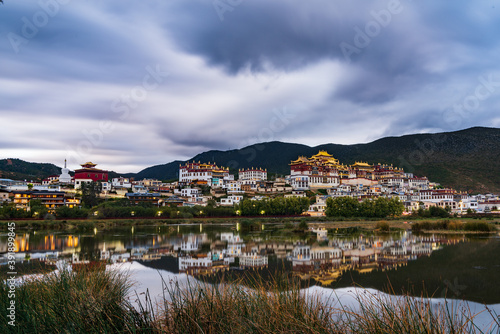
94;227;97;235
237;223;240;232
131;226;134;234
177;226;180;233
200;224;203;232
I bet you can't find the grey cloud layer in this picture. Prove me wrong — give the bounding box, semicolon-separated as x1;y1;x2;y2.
0;0;499;172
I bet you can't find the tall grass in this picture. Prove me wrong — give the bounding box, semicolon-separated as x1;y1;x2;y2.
412;220;494;232
155;274;334;333
335;289;492;334
0;266;155;333
2;266;498;333
147;273;498;334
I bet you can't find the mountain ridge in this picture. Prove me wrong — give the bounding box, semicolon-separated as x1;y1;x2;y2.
1;127;499;193
133;126;500;193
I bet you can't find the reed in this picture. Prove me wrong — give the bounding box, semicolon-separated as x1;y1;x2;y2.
335;288;490;334
155;273;334;333
2;266;497;333
148;272;498;334
0;266;155;333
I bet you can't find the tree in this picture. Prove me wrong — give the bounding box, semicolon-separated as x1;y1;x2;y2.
80;181;102;208
298;221;308;230
387;197;405;217
29;199;47;217
56;206;89;218
326;196;404;218
325;197;359;217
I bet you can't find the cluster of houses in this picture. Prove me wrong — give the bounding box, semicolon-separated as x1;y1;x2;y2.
1;153;499;215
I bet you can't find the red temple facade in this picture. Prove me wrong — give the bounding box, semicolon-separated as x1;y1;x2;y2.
74;162;108;185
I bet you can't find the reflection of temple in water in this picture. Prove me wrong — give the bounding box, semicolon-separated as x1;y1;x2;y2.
290;234;465;285
0;228;466;282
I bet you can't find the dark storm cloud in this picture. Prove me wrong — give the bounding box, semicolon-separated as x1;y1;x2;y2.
1;0;499;171
166;0;500;104
166;0;355;73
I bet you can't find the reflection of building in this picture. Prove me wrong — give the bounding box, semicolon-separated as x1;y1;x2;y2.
221;233;242;243
289;234;455;285
292;245;342;272
343;246;379;267
239;253;268;268
179;253;232;275
179;234;208;252
227;243;244;256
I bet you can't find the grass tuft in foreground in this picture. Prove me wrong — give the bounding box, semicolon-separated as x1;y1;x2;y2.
2;265;498;333
335;288;496;334
147;273;498;334
153;274;333;333
0;266;155;333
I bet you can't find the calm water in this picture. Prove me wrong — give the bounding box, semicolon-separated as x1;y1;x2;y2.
1;223;499;304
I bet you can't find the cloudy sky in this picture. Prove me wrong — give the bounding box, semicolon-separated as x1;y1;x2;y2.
1;0;499;173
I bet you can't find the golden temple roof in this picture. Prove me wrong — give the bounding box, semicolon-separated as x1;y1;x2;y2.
290;156;310;164
351;161;372;167
311;150;333;158
80;162;97;168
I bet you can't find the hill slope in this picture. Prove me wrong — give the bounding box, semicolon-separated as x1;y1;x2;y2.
0;159;62;182
135;127;500;193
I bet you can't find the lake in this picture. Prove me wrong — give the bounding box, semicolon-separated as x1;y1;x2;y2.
2;222;500;306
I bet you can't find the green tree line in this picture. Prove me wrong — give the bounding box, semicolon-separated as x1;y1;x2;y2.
325;197;404;218
235;197;310;216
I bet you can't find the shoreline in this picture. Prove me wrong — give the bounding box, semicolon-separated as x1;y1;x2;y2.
0;216;498;234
